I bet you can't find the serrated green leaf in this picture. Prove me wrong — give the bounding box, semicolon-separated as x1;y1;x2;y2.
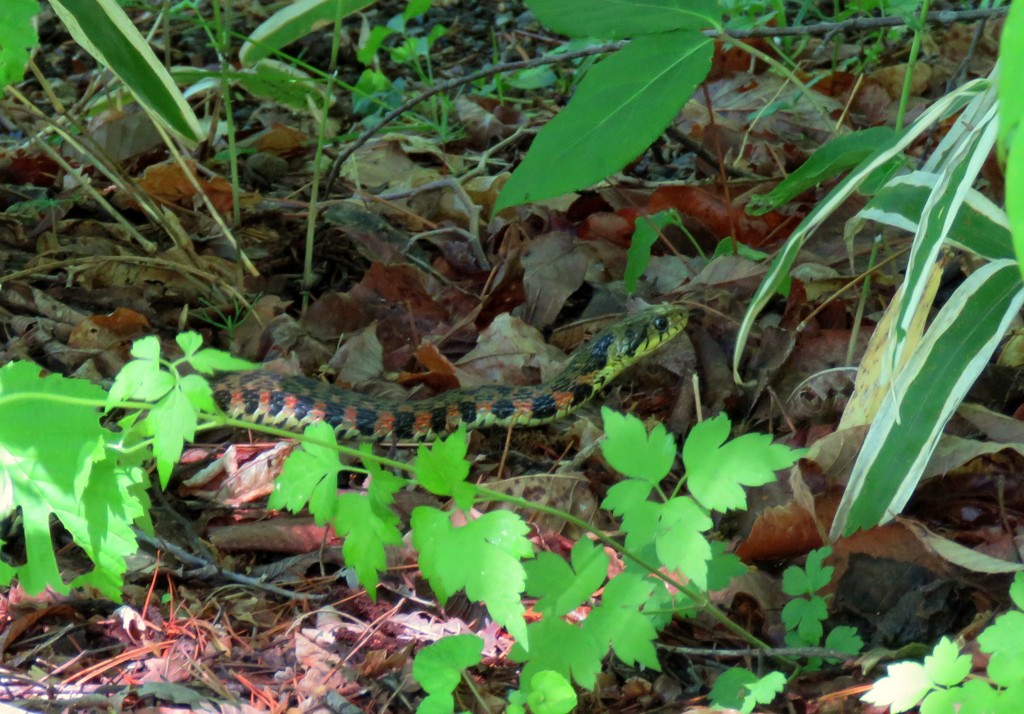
334;491;402;594
600;408;677;482
585;572;659;671
0;363;144;596
268;421;340;513
706;541;749;591
651;497;712;589
187;347;260;374
175;332;203;357
412;633;483;697
414;426;473;509
709;667;784;713
411;507;532;646
684;414;800;512
525;670;577;714
511;616;603;690
1011;571;1024;609
525;539;608;618
106;359;174;407
863;661;933;713
923;637;971;687
824;626;864;657
781;596;826;644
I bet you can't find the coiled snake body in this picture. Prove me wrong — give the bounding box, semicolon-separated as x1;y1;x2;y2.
211;305;688;441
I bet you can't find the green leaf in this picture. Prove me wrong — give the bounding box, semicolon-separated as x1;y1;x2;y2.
524;670;577;714
240;0;373;65
747;127;899;215
146;386;196;486
733;79;986;384
624;210;681;292
525;538;608;618
709;667;785;714
781;596;826;645
511;615;603;690
650;497;712;589
980;610;1024;686
496;31;713;210
585;572;660;671
863;661;934;713
268;421;340;513
48;0;201;143
334;491;402;594
600;408;676;483
414;426;474;510
923;637;971;688
824;626;863;657
526;0;721;38
185;346;260;375
0;362;145;596
834;260;1024;535
0;0;39;86
411;507;533;646
922;679;999;714
706;541;749;590
412;634;483;712
683;414;800;512
999;1;1024;161
781;547;833;596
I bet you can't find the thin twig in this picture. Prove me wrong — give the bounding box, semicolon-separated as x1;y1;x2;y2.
135;530;328;601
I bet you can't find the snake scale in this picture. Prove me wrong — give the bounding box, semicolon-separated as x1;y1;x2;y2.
211;304;688;441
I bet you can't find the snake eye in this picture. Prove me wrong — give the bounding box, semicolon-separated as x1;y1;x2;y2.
652;316;669;332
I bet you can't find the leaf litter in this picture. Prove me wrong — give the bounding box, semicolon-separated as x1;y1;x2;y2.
0;1;1015;711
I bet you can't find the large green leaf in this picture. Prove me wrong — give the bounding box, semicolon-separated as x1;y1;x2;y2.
0;0;39;86
49;0;201;144
496;31;712;210
832;260;1024;536
526;0;721;39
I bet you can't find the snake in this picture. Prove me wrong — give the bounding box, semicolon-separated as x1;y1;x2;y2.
211;304;688;441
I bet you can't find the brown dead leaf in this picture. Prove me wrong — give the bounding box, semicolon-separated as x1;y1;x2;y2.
68;307;152;362
136;160;234;215
239;122;308;156
455;313;566;386
520;232;590;327
455;95;526;145
181;442;294;505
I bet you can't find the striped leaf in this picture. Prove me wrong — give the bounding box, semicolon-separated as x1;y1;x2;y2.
49;0;201;144
732;79;987;383
831;260;1024;537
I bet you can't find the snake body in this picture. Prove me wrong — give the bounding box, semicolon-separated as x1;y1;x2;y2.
211;304;688;441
